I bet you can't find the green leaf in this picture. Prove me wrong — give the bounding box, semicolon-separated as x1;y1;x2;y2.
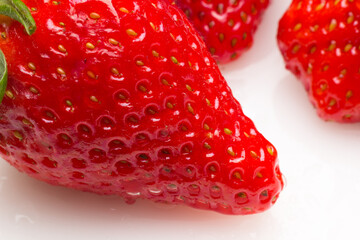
0;49;7;103
0;0;36;103
0;0;36;35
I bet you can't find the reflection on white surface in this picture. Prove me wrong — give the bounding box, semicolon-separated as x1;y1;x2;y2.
15;214;35;225
1;0;360;239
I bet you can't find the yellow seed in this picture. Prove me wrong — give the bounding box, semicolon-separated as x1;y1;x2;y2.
126;29;138;37
218;33;225;42
315;3;325;11
251;4;257;14
58;44;66;53
340;69;347;77
166;102;174;109
117;92;127;100
171;56;178;64
180;125;188;131
87;71;96;79
227;147;236;157
320;83;328;92
86;42;95;50
109;38;119;45
293;23;302;31
5;90;14;99
161;79;170;86
323;65;329;71
138;85;147;92
206;98;211;106
22;118;32;126
206;132;213;139
292;44;300;54
89;12;100;19
231;38;238;47
329;19;337;31
204;142;211;150
329;99;337;107
119;7;129;13
296;1;302;9
28;62;36;71
346;90;353;100
90;96;99;102
344;43;353;52
57;67;66;75
136;60;144;66
203;123;210;130
256;172;263;178
217;3;224;14
240;12;247;22
186;84;193;91
328;41;336;51
209;21;215;28
224;128;232;135
267;145;274;156
65;100;73;106
152;50;159;57
13;131;23;140
187;103;194;114
250;150;258;158
310;46;317;54
347;13;355;24
150;22;156;30
111;67;119;75
233;171;242;180
310;25;319;32
29;86;39;94
170;33;175;41
59;22;65;27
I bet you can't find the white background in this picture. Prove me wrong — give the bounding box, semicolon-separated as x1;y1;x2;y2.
1;0;360;239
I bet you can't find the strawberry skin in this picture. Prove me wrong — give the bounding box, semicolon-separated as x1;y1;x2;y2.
174;0;270;63
278;0;360;122
0;0;283;214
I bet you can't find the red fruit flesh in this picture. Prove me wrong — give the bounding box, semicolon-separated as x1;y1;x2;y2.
278;0;360;122
0;0;283;214
175;0;270;63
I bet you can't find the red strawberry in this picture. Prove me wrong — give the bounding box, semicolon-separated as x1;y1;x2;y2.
278;0;360;122
174;0;270;63
0;0;283;214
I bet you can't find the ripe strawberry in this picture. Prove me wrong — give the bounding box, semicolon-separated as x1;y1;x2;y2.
0;0;283;214
174;0;270;63
278;0;360;122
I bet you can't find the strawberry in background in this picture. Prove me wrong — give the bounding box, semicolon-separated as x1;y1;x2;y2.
0;0;283;214
174;0;270;63
278;0;360;122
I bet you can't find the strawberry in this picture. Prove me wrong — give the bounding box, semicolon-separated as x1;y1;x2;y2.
174;0;270;63
277;0;360;122
0;0;283;214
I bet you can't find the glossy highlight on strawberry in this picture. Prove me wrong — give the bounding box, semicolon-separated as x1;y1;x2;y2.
277;0;360;122
0;0;283;214
174;0;270;63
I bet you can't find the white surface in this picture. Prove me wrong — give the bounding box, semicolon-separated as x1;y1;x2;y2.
1;1;360;239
